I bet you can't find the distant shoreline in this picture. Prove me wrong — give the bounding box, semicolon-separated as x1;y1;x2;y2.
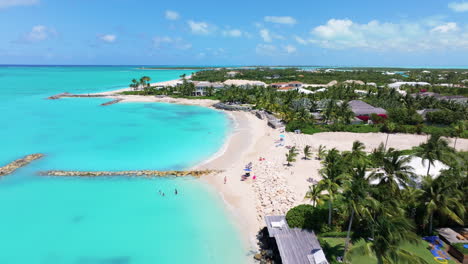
2;64;468;70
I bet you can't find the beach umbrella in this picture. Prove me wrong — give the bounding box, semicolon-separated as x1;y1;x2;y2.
280;134;285;138
244;169;251;172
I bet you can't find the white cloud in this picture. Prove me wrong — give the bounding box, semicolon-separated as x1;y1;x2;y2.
260;29;272;42
264;16;297;25
431;22;458;33
165;10;179;20
188;20;214;35
18;25;56;43
152;36;192;50
294;36;307;45
448;2;468;12
222;29;243;37
310;18;468;51
259;29;284;42
256;44;277;56
284;45;296;53
0;0;38;9
99;34;116;43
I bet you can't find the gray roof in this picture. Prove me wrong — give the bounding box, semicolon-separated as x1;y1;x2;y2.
265;216;327;264
348;100;387;116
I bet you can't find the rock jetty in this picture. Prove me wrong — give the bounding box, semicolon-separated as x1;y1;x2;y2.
47;93;108;99
40;169;222;178
101;99;123;106
0;154;44;176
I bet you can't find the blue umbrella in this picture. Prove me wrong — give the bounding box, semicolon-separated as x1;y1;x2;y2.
244;169;251;172
280;134;285;138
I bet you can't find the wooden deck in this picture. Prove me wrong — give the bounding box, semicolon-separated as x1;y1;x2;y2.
265;215;328;264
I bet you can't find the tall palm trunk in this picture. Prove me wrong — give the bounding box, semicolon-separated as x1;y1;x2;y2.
344;208;355;255
429;212;433;234
427;162;431;176
454;137;458;150
384;133;389;150
377;255;384;264
328;200;332;226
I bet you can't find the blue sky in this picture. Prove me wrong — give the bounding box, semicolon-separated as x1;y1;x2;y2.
1;0;468;66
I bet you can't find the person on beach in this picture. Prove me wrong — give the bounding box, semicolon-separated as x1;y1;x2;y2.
224;176;227;184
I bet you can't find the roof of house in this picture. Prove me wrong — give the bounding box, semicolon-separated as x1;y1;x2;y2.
289;81;303;84
349;100;387;115
265;216;327;264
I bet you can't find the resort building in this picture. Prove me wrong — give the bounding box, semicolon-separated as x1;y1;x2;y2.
411;92;468;104
348;100;387;117
223;80;266;88
192;81;224;96
271;82;290;88
272;81;304;90
388;81;431;89
343;80;365;85
264;215;328;264
277;86;297;92
226;71;239;78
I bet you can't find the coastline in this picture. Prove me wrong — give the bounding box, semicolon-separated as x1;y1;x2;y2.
80;78;468;263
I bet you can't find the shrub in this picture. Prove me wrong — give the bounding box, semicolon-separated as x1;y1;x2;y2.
426;110;463;125
286;204;328;231
320;231;350;237
452;243;468;255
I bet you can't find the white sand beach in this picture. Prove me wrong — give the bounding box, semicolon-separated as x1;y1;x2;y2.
193;111;468;253
89;81;468;256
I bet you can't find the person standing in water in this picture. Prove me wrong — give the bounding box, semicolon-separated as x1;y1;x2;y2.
175;189;178;195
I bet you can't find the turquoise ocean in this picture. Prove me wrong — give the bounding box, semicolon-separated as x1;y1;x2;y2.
0;66;246;264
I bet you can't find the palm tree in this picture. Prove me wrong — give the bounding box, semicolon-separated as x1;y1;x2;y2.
305;185;324;207
422;175;465;234
370;148;415;193
452;121;465;149
348;214;429;264
285;146;298;166
342;165;374;256
415;134;450;176
384;122;396;150
318;148;347;226
303;145;312;160
130;78;139;91
345;140;368;167
317;145;326;160
337;101;355;124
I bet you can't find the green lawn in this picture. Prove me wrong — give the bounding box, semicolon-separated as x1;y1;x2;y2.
320;237;457;264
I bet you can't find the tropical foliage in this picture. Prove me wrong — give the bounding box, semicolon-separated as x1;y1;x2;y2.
287;138;466;263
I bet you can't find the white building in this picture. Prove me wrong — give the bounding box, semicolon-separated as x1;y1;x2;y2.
388;82;431;89
223;79;266;88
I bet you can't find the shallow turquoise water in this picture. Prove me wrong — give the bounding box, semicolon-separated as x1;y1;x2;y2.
0;66;246;264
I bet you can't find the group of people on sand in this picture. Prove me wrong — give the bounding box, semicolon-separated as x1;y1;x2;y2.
158;189;178;197
241;162;257;181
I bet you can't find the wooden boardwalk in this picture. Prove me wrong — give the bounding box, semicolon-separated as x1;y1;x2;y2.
265;215;328;264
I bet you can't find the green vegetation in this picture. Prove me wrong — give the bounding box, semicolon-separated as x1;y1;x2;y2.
320;237;458;264
286;136;467;263
192;68;406;85
285;146;299;166
285;204;329;232
127;68;467;138
452;243;468;254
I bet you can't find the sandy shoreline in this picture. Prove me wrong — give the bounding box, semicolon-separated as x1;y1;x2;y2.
78;80;468;262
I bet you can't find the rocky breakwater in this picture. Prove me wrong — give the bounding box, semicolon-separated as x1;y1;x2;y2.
40;169;222;178
251;158;297;223
0;154;45;176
